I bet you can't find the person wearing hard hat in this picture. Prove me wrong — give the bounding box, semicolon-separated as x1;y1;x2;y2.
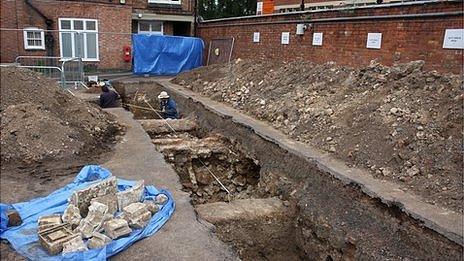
99;81;120;108
158;91;179;119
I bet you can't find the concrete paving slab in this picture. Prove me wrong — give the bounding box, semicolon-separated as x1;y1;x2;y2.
102;108;238;261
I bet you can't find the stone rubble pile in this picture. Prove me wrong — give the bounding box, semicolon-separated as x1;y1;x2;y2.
152;133;263;205
173;59;463;212
37;178;169;255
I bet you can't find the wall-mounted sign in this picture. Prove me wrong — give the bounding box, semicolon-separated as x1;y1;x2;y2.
256;2;263;15
443;29;464;49
281;32;290;45
366;33;382;49
312;32;323;46
253;32;260;43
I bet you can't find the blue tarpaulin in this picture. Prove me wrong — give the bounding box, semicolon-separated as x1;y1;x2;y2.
0;165;175;261
132;34;204;75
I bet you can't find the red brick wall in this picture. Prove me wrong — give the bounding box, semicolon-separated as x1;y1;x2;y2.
0;0;21;63
198;2;463;74
164;22;174;35
1;0;132;69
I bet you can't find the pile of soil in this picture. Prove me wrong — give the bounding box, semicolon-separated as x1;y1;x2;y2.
0;67;121;166
0;67;124;259
172;59;463;212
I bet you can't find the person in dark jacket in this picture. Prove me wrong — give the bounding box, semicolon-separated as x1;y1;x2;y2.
158;91;179;119
99;82;120;108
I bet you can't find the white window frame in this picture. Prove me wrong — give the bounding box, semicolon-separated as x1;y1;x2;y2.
148;0;181;5
138;20;164;35
58;18;99;61
23;28;45;50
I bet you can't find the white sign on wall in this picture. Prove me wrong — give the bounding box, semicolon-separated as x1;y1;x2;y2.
256;2;263;15
443;29;464;49
366;33;382;49
312;32;323;46
253;32;260;43
281;32;290;45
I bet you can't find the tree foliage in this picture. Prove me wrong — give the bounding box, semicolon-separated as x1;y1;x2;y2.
198;0;257;20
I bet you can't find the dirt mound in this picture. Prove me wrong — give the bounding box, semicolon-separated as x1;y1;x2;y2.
0;67;120;164
172;59;464;212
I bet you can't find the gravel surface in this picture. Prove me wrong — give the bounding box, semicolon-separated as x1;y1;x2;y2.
173;59;464;213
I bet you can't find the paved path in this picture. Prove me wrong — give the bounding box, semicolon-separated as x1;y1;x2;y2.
103;108;238;261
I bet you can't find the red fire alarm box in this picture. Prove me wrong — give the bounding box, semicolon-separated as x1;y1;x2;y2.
123;46;131;62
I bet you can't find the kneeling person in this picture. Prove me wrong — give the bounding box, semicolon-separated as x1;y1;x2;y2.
99;82;120;108
158;91;179;119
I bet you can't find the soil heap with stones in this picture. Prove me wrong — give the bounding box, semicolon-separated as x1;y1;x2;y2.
172;59;463;213
0;67;120;166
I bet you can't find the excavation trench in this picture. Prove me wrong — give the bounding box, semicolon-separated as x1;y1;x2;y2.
148;127;302;260
120;89;303;260
114;80;463;260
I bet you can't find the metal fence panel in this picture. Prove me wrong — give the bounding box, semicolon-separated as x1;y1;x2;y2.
14;56;84;89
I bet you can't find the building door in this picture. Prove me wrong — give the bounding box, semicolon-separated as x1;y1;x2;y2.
173;22;191;36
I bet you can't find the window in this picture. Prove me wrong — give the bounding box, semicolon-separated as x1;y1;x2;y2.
148;0;181;5
59;18;99;61
23;28;45;50
138;21;163;35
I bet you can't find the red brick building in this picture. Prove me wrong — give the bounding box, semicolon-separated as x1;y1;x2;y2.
0;0;195;70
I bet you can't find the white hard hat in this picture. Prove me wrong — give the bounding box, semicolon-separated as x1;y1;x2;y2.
98;81;105;87
158;91;169;99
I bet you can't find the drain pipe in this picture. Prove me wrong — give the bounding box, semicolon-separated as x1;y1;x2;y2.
25;0;54;57
193;0;198;36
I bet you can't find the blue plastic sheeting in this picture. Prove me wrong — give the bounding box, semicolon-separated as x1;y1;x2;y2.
132;34;204;75
0;165;175;261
